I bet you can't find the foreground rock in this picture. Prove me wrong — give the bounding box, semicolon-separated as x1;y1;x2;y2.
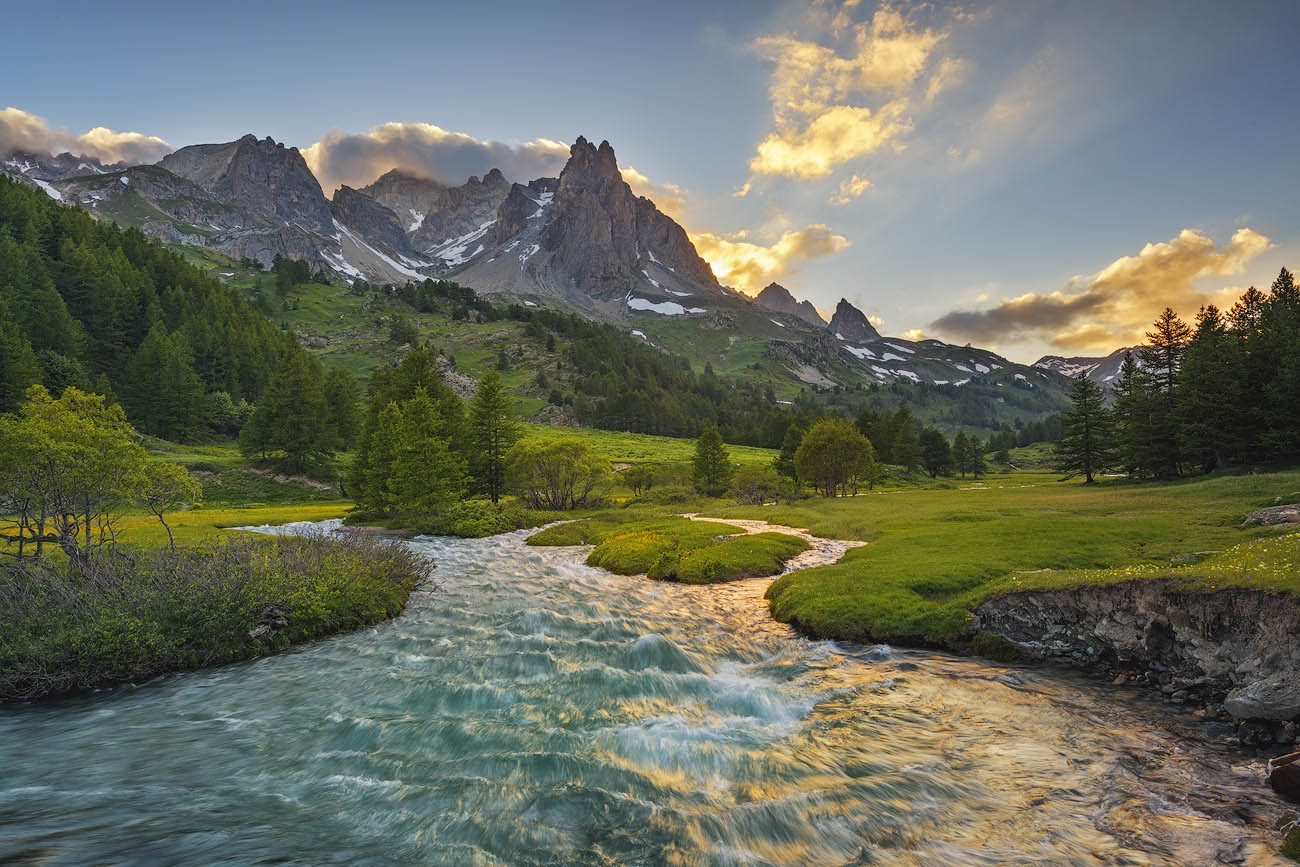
970;582;1300;753
1242;504;1300;526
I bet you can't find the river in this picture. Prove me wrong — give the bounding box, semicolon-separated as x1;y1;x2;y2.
0;522;1292;865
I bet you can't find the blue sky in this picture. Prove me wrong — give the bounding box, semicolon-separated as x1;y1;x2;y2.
4;0;1296;361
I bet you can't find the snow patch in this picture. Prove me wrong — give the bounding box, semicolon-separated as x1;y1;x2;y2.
427;220;495;266
32;179;62;201
407;209;425;232
523;301;537;307
770;318;786;328
627;296;705;316
631;330;648;341
885;342;915;354
119;176;129;185
843;345;876;360
974;363;990;374
880;352;906;362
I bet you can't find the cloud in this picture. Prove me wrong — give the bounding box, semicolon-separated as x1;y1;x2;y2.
829;173;872;204
900;328;927;341
0;107;172;165
302;122;571;193
691;224;850;294
924;57;966;104
929;227;1273;351
621;165;688;221
751;102;911;179
746;3;950;180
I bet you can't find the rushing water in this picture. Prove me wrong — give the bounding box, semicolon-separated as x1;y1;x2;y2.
1;523;1293;866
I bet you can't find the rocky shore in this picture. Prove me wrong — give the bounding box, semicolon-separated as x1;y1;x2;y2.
970;581;1300;801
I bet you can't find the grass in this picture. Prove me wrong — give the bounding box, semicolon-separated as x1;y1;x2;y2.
527;515;809;584
728;469;1300;644
517;423;777;466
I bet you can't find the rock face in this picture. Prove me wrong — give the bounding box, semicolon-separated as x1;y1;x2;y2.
413;169;512;253
533;137;720;300
357;169;446;230
331;185;413;259
826;298;881;342
159;134;333;234
755;282;826;327
971;582;1300;745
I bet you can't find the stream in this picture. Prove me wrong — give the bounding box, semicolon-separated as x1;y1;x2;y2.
0;520;1292;865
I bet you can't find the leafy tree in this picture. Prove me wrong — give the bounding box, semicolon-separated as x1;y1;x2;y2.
139;460;202;550
919;428;953;478
692;425;733;496
623;464;656;496
1054;375;1115;484
467;370;520;503
507;439;609;510
794;418;878;497
730;465;788;505
0;386;147;567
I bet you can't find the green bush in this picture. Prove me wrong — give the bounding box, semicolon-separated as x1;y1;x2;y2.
0;533;430;702
422;500;557;538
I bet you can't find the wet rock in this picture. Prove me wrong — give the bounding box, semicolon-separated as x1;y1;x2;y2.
1224;675;1300;721
1267;749;1300;802
1171;690;1189;704
1237;720;1274;748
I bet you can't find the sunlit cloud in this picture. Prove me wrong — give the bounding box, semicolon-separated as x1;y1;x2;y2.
692;224;850;294
303;122;570;193
900;327;927;341
0;106;172;165
746;3;953;181
621;165;688;221
829;173;872;204
930;228;1273;351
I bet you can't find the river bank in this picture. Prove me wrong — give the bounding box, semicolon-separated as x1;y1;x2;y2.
2;524;1295;865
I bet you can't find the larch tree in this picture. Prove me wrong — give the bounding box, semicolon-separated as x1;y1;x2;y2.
1054;375;1115;484
467;370;520;504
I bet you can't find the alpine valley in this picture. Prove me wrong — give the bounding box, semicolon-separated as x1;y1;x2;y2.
3;134;1084;433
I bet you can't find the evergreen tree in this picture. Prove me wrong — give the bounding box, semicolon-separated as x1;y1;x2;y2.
692;425;733;496
919;428;953;478
124;323;207;441
0;314;40;413
1054;375;1115;484
467;370;520;503
890;405;922;472
1177;305;1235;473
390;388;466;522
1139;307;1191;477
323;366;363;450
1260;267;1300;459
773;421;807;481
952;431;971;478
241;352;335;475
1111;351;1157;477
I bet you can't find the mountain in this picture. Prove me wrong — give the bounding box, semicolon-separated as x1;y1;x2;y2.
1;151;122;199
755;283;826;327
826;298;882;342
356;169;447;230
1033;347;1137;390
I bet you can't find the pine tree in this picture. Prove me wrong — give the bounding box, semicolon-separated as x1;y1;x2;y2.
467;370;520;503
391;388;466;523
242;352;336;475
919;428;953;478
773;421;807;481
953;431;971;477
1177;305;1235;473
0;314;39;413
1054;375;1115;483
1139;308;1191;477
1260;267;1300;460
323;366;362;450
692;425;733;496
891;406;922;473
1111;351;1155;477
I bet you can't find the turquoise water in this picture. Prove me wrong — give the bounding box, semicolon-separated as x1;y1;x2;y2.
0;525;1290;865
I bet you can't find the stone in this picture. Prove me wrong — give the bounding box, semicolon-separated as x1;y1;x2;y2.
1241;504;1300;527
1238;720;1274;747
1267;749;1300;802
1224;675;1300;721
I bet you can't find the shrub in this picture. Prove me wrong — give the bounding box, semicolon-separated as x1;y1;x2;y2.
0;532;430;701
507;439;609;510
417;500;555;538
729;466;788;505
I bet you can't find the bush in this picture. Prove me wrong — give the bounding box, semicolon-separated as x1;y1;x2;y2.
729;465;788;505
507;439;609;510
416;500;555;538
629;484;698;506
0;532;430;701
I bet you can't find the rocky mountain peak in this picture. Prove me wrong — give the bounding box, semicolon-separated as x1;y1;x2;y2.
755;283;826;327
827;298;881;342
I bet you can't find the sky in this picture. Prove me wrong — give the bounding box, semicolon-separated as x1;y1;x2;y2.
3;0;1297;363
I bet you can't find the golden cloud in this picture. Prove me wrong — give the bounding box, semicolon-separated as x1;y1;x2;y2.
829;173;872;204
621;165;688;221
751;102;911;179
0;107;171;165
747;3;952;180
930;227;1273;351
303;123;570;193
691;224;850;294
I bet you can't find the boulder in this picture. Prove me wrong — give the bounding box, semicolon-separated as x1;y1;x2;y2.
1241;504;1300;526
1267;749;1300;802
1225;675;1300;721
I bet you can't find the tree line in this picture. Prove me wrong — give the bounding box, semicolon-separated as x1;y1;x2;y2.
1055;269;1299;482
